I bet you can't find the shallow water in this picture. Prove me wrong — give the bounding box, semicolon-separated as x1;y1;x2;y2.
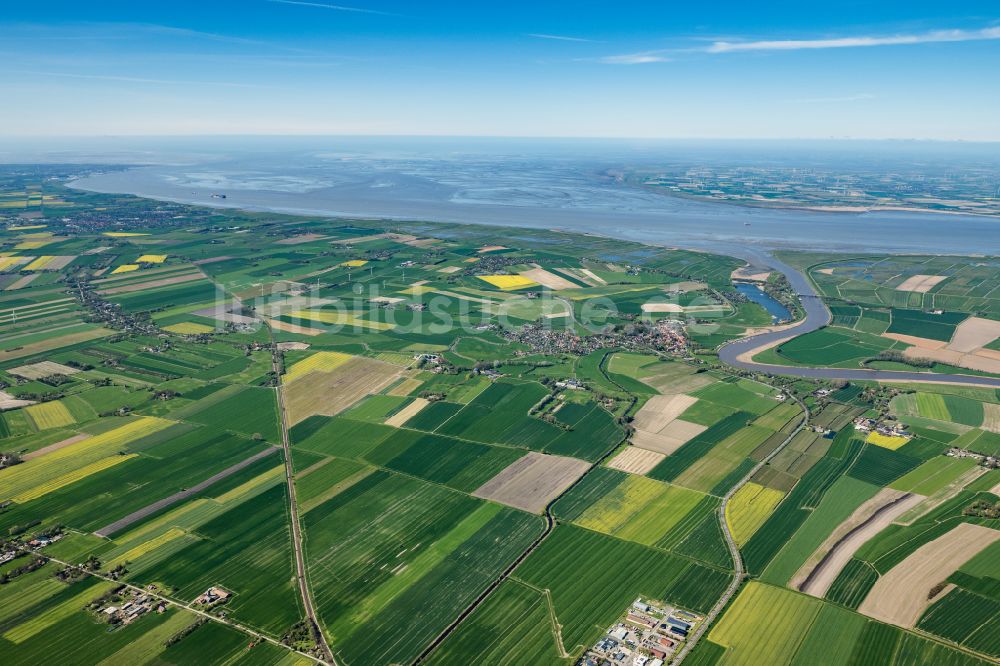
733;283;791;322
68;141;1000;256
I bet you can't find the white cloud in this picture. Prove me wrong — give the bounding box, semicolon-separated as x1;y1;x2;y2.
15;70;267;89
266;0;397;15
527;33;595;43
709;26;1000;53
598;51;670;64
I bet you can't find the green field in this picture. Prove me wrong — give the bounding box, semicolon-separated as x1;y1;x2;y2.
513;525;730;653
2;167;996;665
707;581;992;666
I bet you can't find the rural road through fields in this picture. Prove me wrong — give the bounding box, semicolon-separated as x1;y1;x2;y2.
671;392;809;665
716;251;1000;388
412;350;635;665
268;324;336;665
35;551;327;664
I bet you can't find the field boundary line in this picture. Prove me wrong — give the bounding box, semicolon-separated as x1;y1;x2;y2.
269;323;337;665
672;390;809;665
93;447;279;537
32;551;326;665
411;349;630;664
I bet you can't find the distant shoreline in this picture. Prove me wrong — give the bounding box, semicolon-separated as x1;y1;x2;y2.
636;185;1000;219
69;162;1000;257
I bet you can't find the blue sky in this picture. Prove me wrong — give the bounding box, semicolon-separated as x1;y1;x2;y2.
3;1;999;139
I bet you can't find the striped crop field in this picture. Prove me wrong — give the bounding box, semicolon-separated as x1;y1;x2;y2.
104;526;188;568
916;393;950;421
3;580;116;644
163;322;215;334
1;416;172;501
708;582;822;664
288;310;395;331
726;482;787;546
284;350;354;382
24;401;76;429
866;432;910;450
477;274;538;290
11;454;138;503
575;474;707;547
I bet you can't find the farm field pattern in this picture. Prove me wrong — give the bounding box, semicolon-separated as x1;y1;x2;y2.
0;166;997;666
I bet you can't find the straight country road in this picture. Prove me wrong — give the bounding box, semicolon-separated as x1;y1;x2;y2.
36;551;326;665
268;324;336;665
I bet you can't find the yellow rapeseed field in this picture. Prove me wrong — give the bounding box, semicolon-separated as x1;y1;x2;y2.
725;482;786;546
111;264;140;274
103;231;150;237
163;322;215;334
14;241;50;250
25;401;76;430
866;431;910;450
341;259;368;267
0;256;29;271
23;256;54;271
284;351;354;383
1;416;172;501
105;527;187;568
136;254;167;263
11;454;138;503
476;274;538;290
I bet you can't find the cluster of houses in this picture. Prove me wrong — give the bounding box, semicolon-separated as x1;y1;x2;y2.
97;588;165;626
506;318;688;358
0;546;18;565
852;416;911;439
947;447;1000;468
25;532;63;549
579;598;702;666
1;529;65;564
555;378;585;390
195;586;231;605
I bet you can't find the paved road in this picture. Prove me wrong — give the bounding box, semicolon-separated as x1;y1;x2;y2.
717;252;1000;388
268;326;336;665
39;550;326;664
412;350;634;665
672;393;809;665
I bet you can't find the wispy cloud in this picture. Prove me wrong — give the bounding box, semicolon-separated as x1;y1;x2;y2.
266;0;397;16
14;70;268;89
709;26;1000;53
598;50;670;65
784;93;876;104
526;33;595;43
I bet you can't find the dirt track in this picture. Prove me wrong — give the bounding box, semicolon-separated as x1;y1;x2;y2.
795;490;924;597
858;522;1000;627
93;447;278;537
